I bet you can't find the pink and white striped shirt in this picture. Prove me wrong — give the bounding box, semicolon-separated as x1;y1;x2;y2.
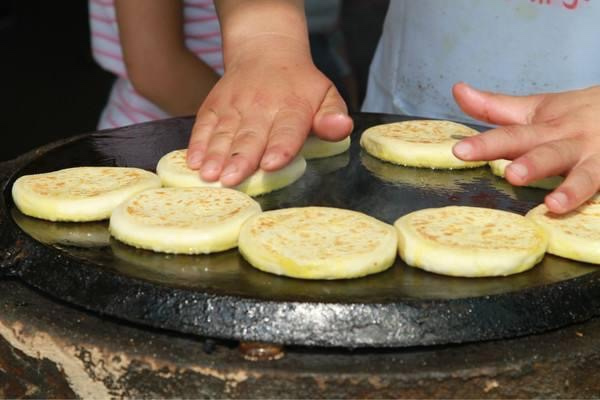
89;0;224;129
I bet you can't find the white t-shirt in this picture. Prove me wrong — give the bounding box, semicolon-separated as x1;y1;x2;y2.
362;0;600;124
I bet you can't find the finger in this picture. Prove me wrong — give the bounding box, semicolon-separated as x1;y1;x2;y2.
504;138;581;186
187;108;219;169
199;113;240;181
545;156;600;214
452;82;546;126
219;114;271;186
260;106;312;171
452;120;571;162
312;85;354;141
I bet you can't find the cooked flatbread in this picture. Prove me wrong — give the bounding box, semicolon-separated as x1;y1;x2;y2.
300;135;351;160
11;167;161;222
109;187;261;254
489;159;563;190
394;206;548;277
526;195;600;264
238;206;397;279
360;120;486;169
156;149;306;196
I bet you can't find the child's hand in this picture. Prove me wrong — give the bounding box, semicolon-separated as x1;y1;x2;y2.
186;35;352;186
452;82;600;214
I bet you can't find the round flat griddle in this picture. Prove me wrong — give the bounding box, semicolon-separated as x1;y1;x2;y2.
1;113;599;348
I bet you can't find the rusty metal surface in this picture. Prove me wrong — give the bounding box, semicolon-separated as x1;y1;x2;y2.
0;279;599;399
0;114;600;348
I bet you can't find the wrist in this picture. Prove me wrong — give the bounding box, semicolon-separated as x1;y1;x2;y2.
216;0;311;67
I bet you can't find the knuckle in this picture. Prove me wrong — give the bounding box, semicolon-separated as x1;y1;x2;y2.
540;141;568;162
235;129;263;143
574;165;599;192
282;96;314;116
498;125;524;142
211;129;235;140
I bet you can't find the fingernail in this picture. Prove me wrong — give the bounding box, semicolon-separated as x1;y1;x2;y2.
201;160;219;175
261;153;280;168
187;151;203;167
507;163;528;179
453;142;473;159
547;192;568;209
221;164;238;178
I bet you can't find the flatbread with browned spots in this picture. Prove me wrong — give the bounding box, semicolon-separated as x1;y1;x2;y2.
238;206;397;279
394;206;548;277
109;187;261;254
489;159;563;190
156;149;306;196
300;135;351;160
526;195;600;264
360;120;486;169
11;167;161;222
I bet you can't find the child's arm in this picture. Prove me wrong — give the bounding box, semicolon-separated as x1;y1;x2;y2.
453;82;600;214
115;0;220;116
186;0;353;186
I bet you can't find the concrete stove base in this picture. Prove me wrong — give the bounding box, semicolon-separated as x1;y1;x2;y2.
0;279;599;399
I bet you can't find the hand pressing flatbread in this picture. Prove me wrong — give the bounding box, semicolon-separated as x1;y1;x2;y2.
394;206;548;277
156;149;306;196
238;206;397;280
11;167;161;222
526;195;600;264
300;136;351;160
109;187;261;254
360;120;486;169
489;159;563;190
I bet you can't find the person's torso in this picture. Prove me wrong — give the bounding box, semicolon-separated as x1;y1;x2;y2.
362;0;600;123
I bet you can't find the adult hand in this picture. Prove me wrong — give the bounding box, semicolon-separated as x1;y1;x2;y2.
452;82;600;214
186;35;352;187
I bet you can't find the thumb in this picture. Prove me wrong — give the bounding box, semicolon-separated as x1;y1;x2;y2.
312;85;354;141
452;82;545;126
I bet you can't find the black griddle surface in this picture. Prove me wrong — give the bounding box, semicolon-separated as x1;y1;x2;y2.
2;113;599;347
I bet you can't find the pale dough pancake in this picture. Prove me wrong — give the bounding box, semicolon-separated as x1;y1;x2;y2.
238;207;398;280
156;149;306;196
526;195;600;264
11;167;161;222
394;206;548;277
489;159;563;190
300;136;351;160
109;187;261;254
360;120;486;169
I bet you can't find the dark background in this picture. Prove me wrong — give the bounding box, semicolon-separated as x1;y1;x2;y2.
1;0;388;162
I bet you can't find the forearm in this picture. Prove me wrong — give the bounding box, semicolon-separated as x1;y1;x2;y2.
115;0;219;116
130;51;220;117
215;0;312;66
